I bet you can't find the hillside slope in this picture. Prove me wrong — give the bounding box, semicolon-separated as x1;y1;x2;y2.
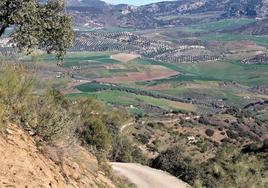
67;0;268;29
224;18;268;35
0;124;115;188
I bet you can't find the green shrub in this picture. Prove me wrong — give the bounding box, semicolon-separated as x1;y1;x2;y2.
205;129;215;137
79;119;111;150
75;99;132;152
226;130;238;139
201;146;268;188
198;116;210;125
151;143;268;188
76;99;130;136
110;135;147;165
151;146;199;184
243;143;260;152
0;65;74;141
27;89;75;141
136;133;150;144
0;64;34;123
262;138;268;150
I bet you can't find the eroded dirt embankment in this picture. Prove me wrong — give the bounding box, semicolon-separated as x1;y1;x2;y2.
0;124;115;188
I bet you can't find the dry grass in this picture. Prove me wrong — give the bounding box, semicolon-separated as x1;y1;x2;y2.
169;101;197;112
111;53;140;63
96;65;178;83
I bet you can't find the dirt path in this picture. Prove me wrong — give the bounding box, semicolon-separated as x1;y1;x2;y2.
111;163;190;188
120;121;134;133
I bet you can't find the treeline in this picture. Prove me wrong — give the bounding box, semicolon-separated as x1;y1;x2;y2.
76;82;189;103
242;54;268;65
155;54;220;63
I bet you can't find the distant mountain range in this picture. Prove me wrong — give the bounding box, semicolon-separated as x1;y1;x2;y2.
66;0;268;29
67;0;108;7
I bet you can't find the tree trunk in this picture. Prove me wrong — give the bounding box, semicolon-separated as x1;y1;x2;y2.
0;24;8;37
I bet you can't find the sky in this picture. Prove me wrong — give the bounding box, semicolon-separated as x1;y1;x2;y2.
103;0;171;6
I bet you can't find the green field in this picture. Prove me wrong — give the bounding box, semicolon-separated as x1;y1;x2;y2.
20;51;131;80
67;90;193;112
75;82;188;103
129;57;268;109
199;34;268;46
99;27;136;33
61;55;268;114
187;18;255;32
16;19;267;116
135;58;268;86
24;52;120;67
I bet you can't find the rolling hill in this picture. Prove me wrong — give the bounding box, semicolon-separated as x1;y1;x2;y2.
66;0;268;29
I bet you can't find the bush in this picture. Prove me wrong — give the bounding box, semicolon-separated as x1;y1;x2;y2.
0;64;34;123
27;89;76;141
151;146;199;184
75;99;132;151
136;134;150;144
109;135;147;164
221;138;232;143
79;119;111;150
201;146;268;188
151;144;268;188
226;130;238;139
262;138;268;150
224;119;230;123
242;143;260;153
205;129;215;137
0;65;75;142
76;99;130;136
198;116;210;125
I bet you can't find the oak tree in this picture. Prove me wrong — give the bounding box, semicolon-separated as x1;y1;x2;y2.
0;0;74;61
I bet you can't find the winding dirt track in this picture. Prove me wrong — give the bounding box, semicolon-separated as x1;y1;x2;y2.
111;163;190;188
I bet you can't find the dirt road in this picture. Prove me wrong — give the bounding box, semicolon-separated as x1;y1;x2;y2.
111;163;190;188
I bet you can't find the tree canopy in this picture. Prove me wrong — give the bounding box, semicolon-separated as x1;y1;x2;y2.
0;0;74;61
